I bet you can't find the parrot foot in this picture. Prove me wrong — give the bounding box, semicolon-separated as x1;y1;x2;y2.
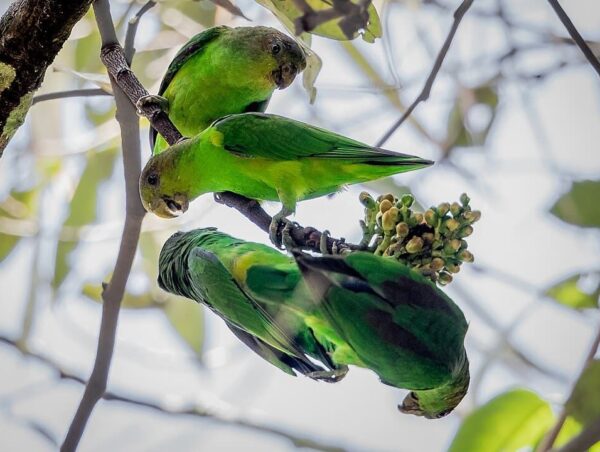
305;365;349;383
269;207;294;249
281;220;301;251
319;230;330;254
136;94;169;115
319;230;347;255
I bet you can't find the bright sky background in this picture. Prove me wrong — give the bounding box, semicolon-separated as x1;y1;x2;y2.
1;0;599;451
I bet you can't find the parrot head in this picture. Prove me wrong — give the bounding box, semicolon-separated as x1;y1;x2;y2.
224;26;307;91
398;357;470;419
139;144;190;219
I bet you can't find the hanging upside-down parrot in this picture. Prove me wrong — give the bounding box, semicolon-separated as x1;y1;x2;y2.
140;113;433;244
146;25;306;154
157;228;469;418
158;228;348;382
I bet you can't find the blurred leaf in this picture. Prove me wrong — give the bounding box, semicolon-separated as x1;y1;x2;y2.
0;189;38;263
546;274;599;310
448;389;554;451
163;299;205;358
53;147;118;289
299;40;321;104
256;0;381;42
566;360;600;426
208;0;249;19
551;180;600;228
83;283;159;309
445;84;499;151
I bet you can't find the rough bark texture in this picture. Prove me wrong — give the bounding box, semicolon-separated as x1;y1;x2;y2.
0;0;94;156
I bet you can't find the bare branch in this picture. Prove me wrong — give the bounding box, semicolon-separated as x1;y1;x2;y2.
0;335;346;452
61;1;146;450
124;1;157;64
537;323;600;451
375;0;474;147
545;0;600;78
32;89;110;106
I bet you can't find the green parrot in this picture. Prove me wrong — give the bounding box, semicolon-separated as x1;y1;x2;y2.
157;228;348;381
140;113;433;244
147;25;306;154
158;228;469;418
294;250;470;419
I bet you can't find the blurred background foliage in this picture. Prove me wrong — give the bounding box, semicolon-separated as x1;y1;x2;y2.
0;0;599;450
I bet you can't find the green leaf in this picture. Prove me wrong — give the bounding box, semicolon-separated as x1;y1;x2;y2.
0;189;38;263
566;360;600;426
163;299;205;358
53;147;117;289
448;389;555;452
256;0;381;42
546;274;599;310
551;180;600;228
446;84;499;150
82;283;159;309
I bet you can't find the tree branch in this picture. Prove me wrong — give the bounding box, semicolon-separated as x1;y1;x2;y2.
32;89;110;106
545;0;600;78
0;0;94;155
375;0;474;147
0;334;346;452
537;323;600;452
61;1;146;450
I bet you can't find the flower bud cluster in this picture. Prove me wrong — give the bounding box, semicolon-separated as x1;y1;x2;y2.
359;192;480;285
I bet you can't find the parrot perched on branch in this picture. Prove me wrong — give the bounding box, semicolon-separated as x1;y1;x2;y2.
157;228;469;418
146;25;306;154
140;113;432;244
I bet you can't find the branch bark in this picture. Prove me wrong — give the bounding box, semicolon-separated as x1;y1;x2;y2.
0;0;94;156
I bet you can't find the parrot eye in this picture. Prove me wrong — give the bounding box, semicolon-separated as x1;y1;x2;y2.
147;173;159;186
271;43;281;55
435;409;452;418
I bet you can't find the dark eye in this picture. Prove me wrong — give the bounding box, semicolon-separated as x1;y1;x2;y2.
147;173;159;186
435;409;452;418
271;43;281;55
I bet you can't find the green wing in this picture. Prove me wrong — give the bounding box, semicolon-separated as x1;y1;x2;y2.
213;113;433;165
187;247;328;375
150;26;229;149
294;251;467;388
158;26;229;97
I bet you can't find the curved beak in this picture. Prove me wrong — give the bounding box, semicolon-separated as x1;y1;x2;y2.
273;62;300;90
150;194;189;219
398;392;424;417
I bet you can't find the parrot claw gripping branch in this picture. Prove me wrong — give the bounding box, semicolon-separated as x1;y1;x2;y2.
98;23;480;418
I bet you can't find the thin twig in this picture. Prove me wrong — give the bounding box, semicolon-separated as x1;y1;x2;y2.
375;0;474;147
32;89;110;105
124;0;156;64
537;322;600;451
61;1;145;450
545;0;600;78
0;335;346;452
